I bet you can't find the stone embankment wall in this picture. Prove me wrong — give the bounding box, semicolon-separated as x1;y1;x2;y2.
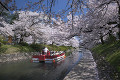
0;52;39;63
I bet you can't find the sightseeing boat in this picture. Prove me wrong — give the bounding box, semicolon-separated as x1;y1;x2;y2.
31;51;66;63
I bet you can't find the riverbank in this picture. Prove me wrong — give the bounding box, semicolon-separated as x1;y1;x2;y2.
0;52;39;63
0;43;73;54
64;49;99;80
0;49;74;63
0;43;74;63
92;52;119;80
92;40;120;79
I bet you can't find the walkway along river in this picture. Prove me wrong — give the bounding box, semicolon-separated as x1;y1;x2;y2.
0;50;82;80
64;49;99;80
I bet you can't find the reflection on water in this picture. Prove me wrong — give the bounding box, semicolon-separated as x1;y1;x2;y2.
0;50;82;80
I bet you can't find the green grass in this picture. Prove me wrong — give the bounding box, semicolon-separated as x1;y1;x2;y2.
0;44;73;55
0;45;34;54
92;40;120;73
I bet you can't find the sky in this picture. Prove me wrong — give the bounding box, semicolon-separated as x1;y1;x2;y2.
14;0;69;13
2;0;87;21
8;0;71;21
12;0;86;17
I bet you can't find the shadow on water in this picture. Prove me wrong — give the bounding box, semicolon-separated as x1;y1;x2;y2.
0;50;83;80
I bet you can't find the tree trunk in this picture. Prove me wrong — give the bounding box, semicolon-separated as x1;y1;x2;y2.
19;34;24;43
118;5;120;39
118;27;120;39
108;30;112;36
33;37;36;44
0;42;1;48
19;38;23;43
100;36;104;44
116;0;120;39
99;33;104;44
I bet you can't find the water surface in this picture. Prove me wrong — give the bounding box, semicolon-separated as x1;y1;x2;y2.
0;50;82;80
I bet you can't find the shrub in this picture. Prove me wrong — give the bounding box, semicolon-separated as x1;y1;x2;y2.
0;35;7;44
19;42;29;46
2;41;8;44
30;44;44;51
106;34;116;43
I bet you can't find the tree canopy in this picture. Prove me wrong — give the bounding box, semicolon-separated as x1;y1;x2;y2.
0;0;120;48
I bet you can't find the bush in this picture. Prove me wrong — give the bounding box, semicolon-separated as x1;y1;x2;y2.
1;41;8;44
19;42;29;46
0;42;73;54
45;44;73;51
106;35;116;43
17;45;34;52
0;35;7;44
30;44;44;51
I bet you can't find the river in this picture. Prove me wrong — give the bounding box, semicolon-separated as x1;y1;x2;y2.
0;50;82;80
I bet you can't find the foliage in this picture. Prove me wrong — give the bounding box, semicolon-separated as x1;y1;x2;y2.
0;0;119;48
0;11;18;24
9;13;19;24
19;42;29;46
15;45;34;53
0;35;7;44
106;35;116;43
92;40;120;73
0;45;34;54
0;11;79;47
45;44;73;51
0;35;5;41
29;43;73;52
0;43;73;55
30;43;44;52
0;12;8;16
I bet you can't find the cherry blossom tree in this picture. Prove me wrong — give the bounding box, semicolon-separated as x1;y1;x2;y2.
1;0;120;48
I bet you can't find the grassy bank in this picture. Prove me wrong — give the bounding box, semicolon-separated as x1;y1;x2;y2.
0;45;34;54
92;40;120;77
0;43;73;55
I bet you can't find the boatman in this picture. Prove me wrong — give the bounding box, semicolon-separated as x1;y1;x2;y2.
44;47;48;53
42;47;48;55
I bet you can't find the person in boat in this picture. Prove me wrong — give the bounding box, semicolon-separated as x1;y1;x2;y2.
42;47;50;55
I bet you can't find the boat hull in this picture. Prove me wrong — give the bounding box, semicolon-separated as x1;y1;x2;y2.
32;53;65;63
